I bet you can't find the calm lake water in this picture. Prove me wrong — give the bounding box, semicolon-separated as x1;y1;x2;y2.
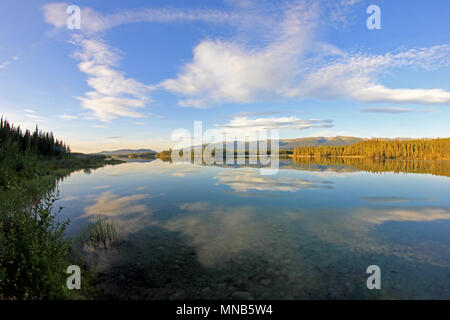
56;158;450;299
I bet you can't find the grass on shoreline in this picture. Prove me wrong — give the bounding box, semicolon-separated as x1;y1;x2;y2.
0;146;124;300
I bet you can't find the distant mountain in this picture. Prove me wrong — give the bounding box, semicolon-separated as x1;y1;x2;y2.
187;136;365;152
278;136;364;150
93;149;156;156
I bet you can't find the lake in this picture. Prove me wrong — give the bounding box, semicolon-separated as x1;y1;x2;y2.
56;157;450;299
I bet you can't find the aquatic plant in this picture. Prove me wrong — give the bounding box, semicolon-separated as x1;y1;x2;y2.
79;215;123;250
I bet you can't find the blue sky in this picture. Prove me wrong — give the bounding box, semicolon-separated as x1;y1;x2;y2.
0;0;449;152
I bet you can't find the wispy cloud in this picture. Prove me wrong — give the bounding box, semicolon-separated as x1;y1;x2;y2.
42;2;68;29
55;114;78;120
161;1;319;107
217;116;333;136
222;110;289;119
0;55;19;69
287;45;450;105
42;3;156;122
42;2;241;33
70;34;153;121
42;1;450;113
25;114;43;120
160;2;450;107
24;109;45;121
327;0;363;29
0;61;11;69
361;107;413;114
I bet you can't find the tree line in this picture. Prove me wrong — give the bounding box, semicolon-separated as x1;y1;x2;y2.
291;156;450;178
0;117;70;157
292;138;450;160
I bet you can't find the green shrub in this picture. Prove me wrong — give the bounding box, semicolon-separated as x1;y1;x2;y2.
0;188;72;299
0;121;123;299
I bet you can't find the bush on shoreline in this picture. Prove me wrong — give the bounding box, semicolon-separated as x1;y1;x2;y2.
0;118;123;299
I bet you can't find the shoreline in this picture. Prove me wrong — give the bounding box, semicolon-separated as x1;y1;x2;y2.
288;155;450;161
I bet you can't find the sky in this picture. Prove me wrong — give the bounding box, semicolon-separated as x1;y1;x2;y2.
0;0;449;152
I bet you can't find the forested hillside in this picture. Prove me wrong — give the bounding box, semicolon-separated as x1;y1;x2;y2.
280;136;363;149
292;138;450;160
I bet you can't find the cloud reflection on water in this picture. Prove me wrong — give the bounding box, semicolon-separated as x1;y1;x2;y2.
215;169;333;192
83;191;151;217
165;202;450;269
67;161;450;273
165;202;297;268
354;206;450;224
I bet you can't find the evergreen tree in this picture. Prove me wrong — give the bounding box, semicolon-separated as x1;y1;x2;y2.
0;117;70;157
292;138;450;160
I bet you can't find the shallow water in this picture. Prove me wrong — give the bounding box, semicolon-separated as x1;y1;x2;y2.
57;158;450;299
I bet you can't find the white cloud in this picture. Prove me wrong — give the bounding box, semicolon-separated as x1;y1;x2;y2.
42;1;450;111
327;0;363;29
218;116;333;136
353;86;450;104
0;55;20;70
25;114;43;120
42;2;239;33
288;45;450;105
224;110;288;119
25;114;44;121
42;2;68;28
56;114;78;119
161;40;291;106
43;4;156;122
160;2;450;107
70;34;153;121
24;110;46;121
361;107;413;114
197;115;333;144
160;1;318;107
0;61;11;69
